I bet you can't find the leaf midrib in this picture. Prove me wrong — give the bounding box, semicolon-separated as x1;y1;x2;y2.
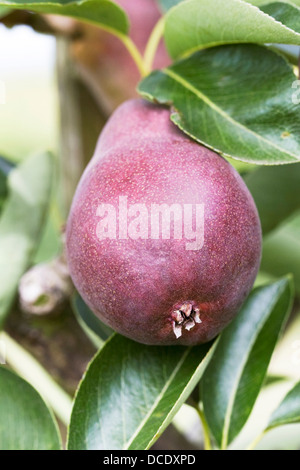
221;283;286;449
145;341;217;449
268;413;300;430
163;67;299;162
123;347;191;450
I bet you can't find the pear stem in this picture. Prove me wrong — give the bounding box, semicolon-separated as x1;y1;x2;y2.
118;33;149;78
143;16;166;74
87;24;148;79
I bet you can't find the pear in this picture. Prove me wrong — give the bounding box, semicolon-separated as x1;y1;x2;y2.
66;99;262;345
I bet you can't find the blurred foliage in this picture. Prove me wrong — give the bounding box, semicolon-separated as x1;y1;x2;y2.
0;76;58;162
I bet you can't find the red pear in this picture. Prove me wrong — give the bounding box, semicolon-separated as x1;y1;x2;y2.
66;99;262;345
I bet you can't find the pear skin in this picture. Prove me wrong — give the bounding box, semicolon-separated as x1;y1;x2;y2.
66;99;262;345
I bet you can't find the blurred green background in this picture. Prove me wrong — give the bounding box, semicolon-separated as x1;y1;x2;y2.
0;24;58;161
0;24;62;263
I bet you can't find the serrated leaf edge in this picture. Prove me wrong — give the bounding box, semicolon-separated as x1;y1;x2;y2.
165;0;300;59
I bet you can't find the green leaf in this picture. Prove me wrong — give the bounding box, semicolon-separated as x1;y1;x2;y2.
67;334;216;450
0;0;129;34
0;367;61;450
261;212;300;296
0;156;14;214
245;163;300;235
164;0;300;60
0;152;53;327
266;381;300;430
248;1;300;61
248;0;300;8
261;2;300;33
201;277;294;449
71;292;114;349
139;44;300;165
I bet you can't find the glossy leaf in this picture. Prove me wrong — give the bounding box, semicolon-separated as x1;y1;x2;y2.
201;277;294;449
139;44;300;165
71;292;113;349
164;0;300;60
67;334;216;450
245;163;300;235
0;152;53;327
0;0;129;34
260;1;300;32
0;367;61;450
266;381;300;430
